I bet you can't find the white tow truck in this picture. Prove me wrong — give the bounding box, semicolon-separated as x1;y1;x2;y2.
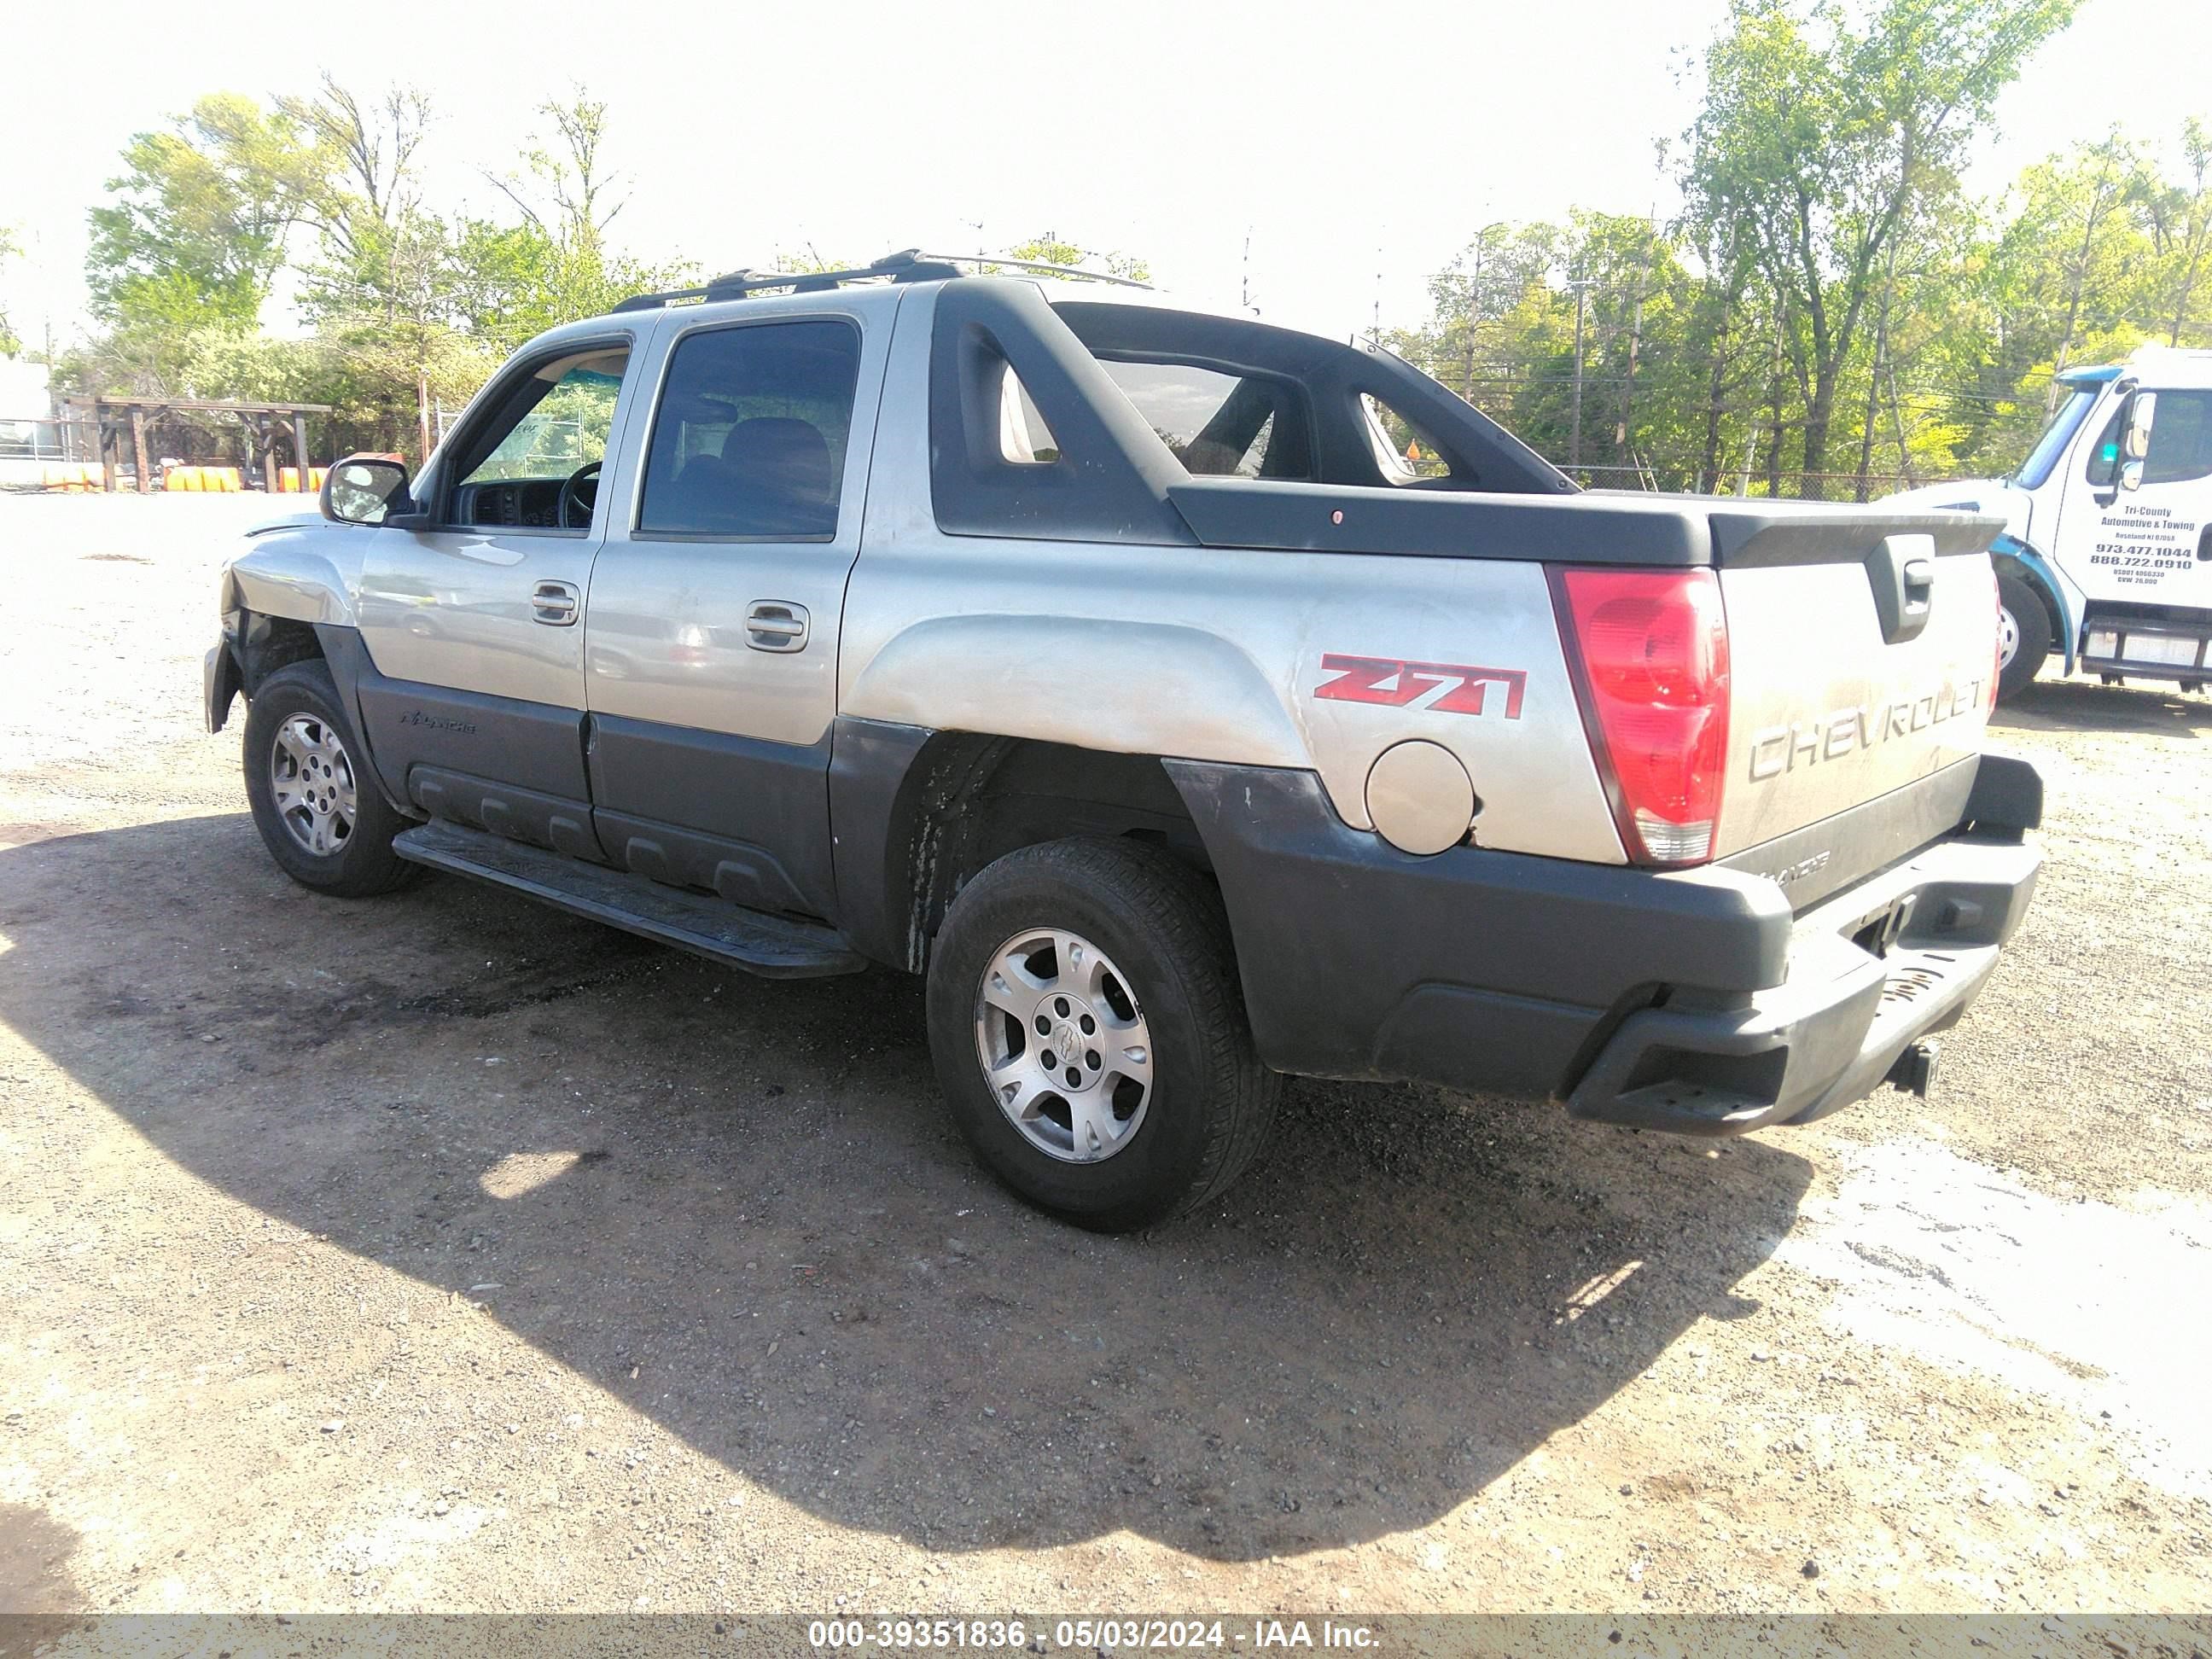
1884;345;2212;701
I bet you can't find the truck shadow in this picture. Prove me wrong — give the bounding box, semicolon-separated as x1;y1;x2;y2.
1994;676;2212;737
0;1502;86;1646
0;815;1813;1563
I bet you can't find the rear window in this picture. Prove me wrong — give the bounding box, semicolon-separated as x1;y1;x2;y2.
1092;359;1311;480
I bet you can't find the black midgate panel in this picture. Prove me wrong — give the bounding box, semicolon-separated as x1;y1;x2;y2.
585;714;836;919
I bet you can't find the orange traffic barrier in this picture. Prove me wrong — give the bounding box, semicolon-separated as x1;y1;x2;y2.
42;464;107;492
273;467;325;492
165;465;244;492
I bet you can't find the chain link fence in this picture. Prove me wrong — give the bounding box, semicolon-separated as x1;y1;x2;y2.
1551;462;1965;503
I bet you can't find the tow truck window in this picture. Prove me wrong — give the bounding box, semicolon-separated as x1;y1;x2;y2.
2143;390;2212;486
2085;405;2124;486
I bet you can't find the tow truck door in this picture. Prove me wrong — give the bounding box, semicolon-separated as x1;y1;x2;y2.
2051;382;2212;661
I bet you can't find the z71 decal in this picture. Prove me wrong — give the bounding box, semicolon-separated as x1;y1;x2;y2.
1312;655;1527;719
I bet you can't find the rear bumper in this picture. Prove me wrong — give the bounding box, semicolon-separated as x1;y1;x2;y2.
2080;617;2212;682
1167;756;2041;1138
1565;833;2039;1133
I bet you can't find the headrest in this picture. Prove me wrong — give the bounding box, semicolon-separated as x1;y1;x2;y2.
719;417;834;503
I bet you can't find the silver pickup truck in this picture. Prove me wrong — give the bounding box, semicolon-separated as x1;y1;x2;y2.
206;249;2043;1231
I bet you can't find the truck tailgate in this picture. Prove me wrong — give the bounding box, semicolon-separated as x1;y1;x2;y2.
1709;506;2004;875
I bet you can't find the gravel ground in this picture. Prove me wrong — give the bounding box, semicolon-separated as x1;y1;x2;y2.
1;494;2209;1627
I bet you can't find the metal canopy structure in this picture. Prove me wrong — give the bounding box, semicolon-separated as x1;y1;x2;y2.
56;396;334;494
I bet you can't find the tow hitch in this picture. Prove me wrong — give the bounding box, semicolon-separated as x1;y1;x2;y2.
1886;1039;1941;1097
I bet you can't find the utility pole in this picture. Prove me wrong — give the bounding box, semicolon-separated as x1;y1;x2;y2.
1461;236;1485;405
1458;218;1505;405
1615;207;1656;463
1568;271;1590;469
1371;242;1382;347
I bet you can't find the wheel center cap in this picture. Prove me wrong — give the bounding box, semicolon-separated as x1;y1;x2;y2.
1036;997;1100;1088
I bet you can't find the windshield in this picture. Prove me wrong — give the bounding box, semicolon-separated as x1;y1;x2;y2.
2013;385;2099;489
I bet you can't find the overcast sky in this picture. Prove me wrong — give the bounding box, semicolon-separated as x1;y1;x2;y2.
3;0;2206;355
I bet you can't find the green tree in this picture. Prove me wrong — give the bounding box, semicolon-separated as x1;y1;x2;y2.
1682;0;2079;480
85;93;327;343
1004;233;1151;284
2146;118;2212;347
482;90;690;326
0;226;20;357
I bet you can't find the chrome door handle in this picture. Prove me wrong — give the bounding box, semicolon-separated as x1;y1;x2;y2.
532;580;580;626
745;601;810;653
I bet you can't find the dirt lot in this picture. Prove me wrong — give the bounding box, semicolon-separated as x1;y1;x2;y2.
2;494;2209;1627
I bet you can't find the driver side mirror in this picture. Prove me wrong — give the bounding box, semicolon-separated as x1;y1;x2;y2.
322;455;422;527
2122;392;2157;463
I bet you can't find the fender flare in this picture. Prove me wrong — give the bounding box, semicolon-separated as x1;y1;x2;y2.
1992;533;2074;674
217;542;360;629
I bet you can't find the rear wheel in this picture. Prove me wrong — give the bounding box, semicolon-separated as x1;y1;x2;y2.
242;661;419;897
1995;573;2051;702
924;838;1279;1232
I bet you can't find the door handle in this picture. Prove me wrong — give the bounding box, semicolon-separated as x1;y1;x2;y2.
745;601;810;653
532;579;580;626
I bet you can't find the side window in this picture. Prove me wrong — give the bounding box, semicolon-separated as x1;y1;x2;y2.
999;364;1061;465
2085;405;2124;486
460;352;629;487
1094;359;1312;480
1360;393;1451;484
2143;389;2212;486
446;345;631;530
637;320;862;538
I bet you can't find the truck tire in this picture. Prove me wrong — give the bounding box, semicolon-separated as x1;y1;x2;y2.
1995;573;2051;703
242;660;420;898
925;837;1280;1232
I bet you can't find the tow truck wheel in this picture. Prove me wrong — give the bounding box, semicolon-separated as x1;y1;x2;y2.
925;837;1281;1232
1995;574;2051;703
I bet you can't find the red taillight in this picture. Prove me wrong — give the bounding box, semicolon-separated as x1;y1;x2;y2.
1551;567;1732;867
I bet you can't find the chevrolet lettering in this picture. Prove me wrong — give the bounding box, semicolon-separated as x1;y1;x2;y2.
1746;677;1986;780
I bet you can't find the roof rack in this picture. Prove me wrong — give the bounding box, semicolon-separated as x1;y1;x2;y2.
611;247;1150;313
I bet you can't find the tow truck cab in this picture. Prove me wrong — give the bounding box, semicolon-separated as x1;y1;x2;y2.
1883;346;2212;699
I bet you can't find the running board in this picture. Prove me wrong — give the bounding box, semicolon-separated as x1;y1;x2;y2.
393;820;867;979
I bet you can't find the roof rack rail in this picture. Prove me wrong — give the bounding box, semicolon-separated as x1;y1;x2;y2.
611;247;1150;313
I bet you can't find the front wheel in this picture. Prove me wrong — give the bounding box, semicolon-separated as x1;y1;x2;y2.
242;660;420;897
1995;573;2052;703
924;838;1280;1232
